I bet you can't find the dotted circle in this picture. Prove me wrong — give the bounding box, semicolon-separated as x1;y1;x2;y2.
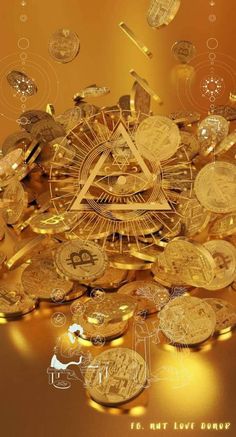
20;95;27;102
20;14;28;22
19;52;28;61
209;14;216;22
17;38;30;50
207;38;219;50
209;53;216;61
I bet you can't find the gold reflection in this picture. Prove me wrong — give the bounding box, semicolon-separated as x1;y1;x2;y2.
8;326;33;358
87;389;148;416
171;64;196;83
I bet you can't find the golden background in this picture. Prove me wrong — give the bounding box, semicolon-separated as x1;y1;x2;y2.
0;1;236;436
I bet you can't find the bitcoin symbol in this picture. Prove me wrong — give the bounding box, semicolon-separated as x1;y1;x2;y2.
213;252;231;270
0;289;21;305
41;215;64;226
66;250;98;269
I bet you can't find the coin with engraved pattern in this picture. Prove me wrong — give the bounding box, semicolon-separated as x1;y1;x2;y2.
172;40;196;64
203;240;236;290
72;311;128;341
83;294;136;325
147;0;181;28
85;348;147;405
48;28;80;63
204;298;236;334
0;281;38;318
209;213;236;238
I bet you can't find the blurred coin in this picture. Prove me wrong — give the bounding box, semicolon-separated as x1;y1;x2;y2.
0;281;38;318
180;131;200;159
21;255;74;300
203;240;236;290
197;115;229;155
87;267;127;289
118;95;131;111
152;253;188;287
29;212;77;234
75;85;110;99
172;40;196;64
109;253;153;270
178;194;211;237
211;105;236;121
6;235;46;270
7;70;37;96
49;28;80;63
204;298;236;334
214;131;236;156
130;81;151;116
209;213;236;238
147;0;181;28
19;110;54;132
194;161;236;213
56;107;83;131
118;280;169;315
135;115;180;162
54;240;108;282
83;294;136;325
165;239;216;287
31;119;65;143
2;181;28;224
85;348;147;405
1;131;32;156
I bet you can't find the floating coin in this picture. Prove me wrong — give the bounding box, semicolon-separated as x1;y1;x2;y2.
83;294;136;325
130;81;151;116
197;115;229;155
2;181;28;224
159;296;216;345
1;131;32;156
48;28;80;63
119;22;153;59
178;195;211;237
209;213;236;238
118;280;169;315
203;240;236;290
19;110;54;132
194;161;236;213
29;212;77;234
147;0;181;28
135;115;180;162
21;255;74;300
75;85;110;99
7;70;37;96
85;348;147;405
172;40;196;64
180;131;200;159
165;239;216;287
130;70;162;103
72;312;128;341
214;131;236;156
88;267;127;288
54;240;108;282
204;298;236;334
0;282;38;318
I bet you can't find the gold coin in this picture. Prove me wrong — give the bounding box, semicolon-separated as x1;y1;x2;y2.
180;131;200;159
135;115;180;162
211;105;236;121
151;253;187;287
172;40;196;64
118;280;169;315
85;348;147;406
178;195;211;237
0;251;6;266
214;131;236;156
54;240;108;282
204;298;236;334
159;296;216;345
48;28;80;64
203;240;236;290
76;85;110;99
129;70;162;103
2;181;28;224
3;148;24;170
19;109;54;132
29;212;77;234
6;235;46;270
21;255;74;300
130;81;151;116
72;312;128;341
87;267;128;288
0;282;38;318
129;243;161;263
164;239;216;287
67;220;112;240
209;213;236;238
83;294;136;325
119;22;153;59
1;130;32;156
31;119;65;143
169;111;200;126
147;0;181;29
7;70;37;96
109;253;153;270
194;161;236;213
197;115;229;155
63;283;87;302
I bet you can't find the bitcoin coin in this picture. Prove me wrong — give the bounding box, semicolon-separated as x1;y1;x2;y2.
29;212;77;234
135;115;180;162
214;131;236;156
6;70;37;96
194;161;236;213
180;131;200;159
203;240;236;290
63;283;87;302
209;213;236;238
165;239;216;287
2;181;28;224
88;267;127;288
56;107;83;131
130;81;151;116
109;253;153;270
197;115;229;155
1;131;32;156
0;282;38;318
21;255;74;300
83;294;136;325
72;311;128;341
31;119;65;143
85;348;147;405
172;40;196;64
147;0;181;28
54;240;108;282
159;296;216;345
118;280;169;315
152;253;188;287
48;28;80;63
178;195;211;237
19;110;54;132
75;85;110;99
204;298;236;334
129;243;161;263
